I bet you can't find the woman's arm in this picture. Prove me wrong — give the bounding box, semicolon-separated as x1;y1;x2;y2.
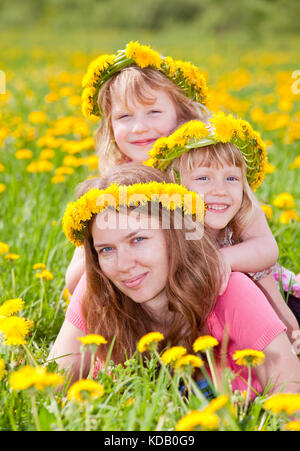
221;206;279;273
48;319;91;384
255;331;300;394
65;247;85;294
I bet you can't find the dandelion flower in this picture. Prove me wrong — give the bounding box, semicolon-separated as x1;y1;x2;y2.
0;163;5;172
33;263;46;270
193;335;219;353
273;192;295;209
28;111;48;124
15;149;33;160
0;298;24;317
161;346;187;366
279;210;299;224
0;183;6;194
4;253;20;260
175;354;204;370
0;316;32;345
137;332;164;353
285;421;300;431
263;393;300;415
67;379;105;403
233;349;265;367
77;334;107;346
35;269;54;281
0;358;6;380
0;241;9;254
203;395;229;414
261;204;273;220
10;365;64;391
176;410;219;431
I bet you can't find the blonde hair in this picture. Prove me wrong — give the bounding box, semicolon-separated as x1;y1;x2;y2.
169;142;260;242
95;65;209;174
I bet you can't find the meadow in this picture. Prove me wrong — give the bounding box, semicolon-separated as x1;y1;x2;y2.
0;27;300;431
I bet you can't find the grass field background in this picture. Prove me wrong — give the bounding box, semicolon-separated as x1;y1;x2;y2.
0;16;300;430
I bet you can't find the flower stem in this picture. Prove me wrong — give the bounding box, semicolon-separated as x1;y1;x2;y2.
30;394;41;431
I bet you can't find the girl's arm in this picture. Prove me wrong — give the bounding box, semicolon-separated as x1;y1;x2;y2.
256;273;300;344
65;247;85;294
220;206;279;273
48;319;91;384
255;331;300;394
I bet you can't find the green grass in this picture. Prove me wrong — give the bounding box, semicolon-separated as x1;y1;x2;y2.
0;26;300;431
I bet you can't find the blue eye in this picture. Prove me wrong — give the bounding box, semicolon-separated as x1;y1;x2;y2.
197;176;208;181
227;176;238;181
133;236;145;243
99;246;113;254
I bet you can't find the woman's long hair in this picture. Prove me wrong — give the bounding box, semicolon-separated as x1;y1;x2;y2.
78;163;222;364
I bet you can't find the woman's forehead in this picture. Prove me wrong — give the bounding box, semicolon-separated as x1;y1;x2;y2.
92;209;161;240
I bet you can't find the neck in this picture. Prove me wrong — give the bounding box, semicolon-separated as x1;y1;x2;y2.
142;289;172;325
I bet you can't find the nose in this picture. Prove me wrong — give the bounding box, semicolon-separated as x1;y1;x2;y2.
211;178;227;196
116;247;136;273
131;116;149;134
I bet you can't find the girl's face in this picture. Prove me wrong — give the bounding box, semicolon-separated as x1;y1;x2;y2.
92;210;169;312
111;88;178;163
181;163;244;234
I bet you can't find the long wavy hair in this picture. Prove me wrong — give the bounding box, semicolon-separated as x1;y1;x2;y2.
78;163;222;364
95;66;209;174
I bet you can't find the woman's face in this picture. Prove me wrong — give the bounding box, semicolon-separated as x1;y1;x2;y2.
92;210;169;311
111;87;178;163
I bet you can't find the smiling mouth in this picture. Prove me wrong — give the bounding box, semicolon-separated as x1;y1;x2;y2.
206;203;230;212
122;272;148;288
130;138;157;146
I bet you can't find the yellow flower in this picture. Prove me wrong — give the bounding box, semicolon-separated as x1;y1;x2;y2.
39;149;55;160
0;316;32;345
0;298;24;317
0;358;6;381
125;41;162;69
176;410;219;431
175;354;204;370
289;156;300;170
161;346;187;366
15;149;33;160
273;192;295;209
203;395;229;414
280;210;299;224
0;183;6;194
193;335;219;353
35;269;54;281
4;253;20;260
233;349;265;367
0;241;9;254
67;379;105;403
263;393;300;415
265;161;276;174
85;155;99;171
10;365;64;391
77;334;107;346
51;174;66;184
210;111;239;142
137;332;164;353
26;160;54;173
261;204;273;220
285;421;300;431
33;263;46;270
0;163;5;172
28;111;48;124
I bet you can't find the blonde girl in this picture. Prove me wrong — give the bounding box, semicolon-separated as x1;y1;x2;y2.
144;115;300;341
66;41;210;293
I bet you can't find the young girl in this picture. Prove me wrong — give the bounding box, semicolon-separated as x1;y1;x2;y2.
143;114;300;340
66;41;279;294
49;163;300;399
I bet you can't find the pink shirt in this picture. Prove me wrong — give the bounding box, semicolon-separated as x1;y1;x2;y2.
66;272;286;399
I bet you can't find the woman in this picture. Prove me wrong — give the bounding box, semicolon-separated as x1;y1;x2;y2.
49;164;300;399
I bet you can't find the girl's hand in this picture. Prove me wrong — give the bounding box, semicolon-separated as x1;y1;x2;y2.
218;248;232;295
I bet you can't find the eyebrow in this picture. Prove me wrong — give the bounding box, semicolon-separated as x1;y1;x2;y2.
94;230;140;249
